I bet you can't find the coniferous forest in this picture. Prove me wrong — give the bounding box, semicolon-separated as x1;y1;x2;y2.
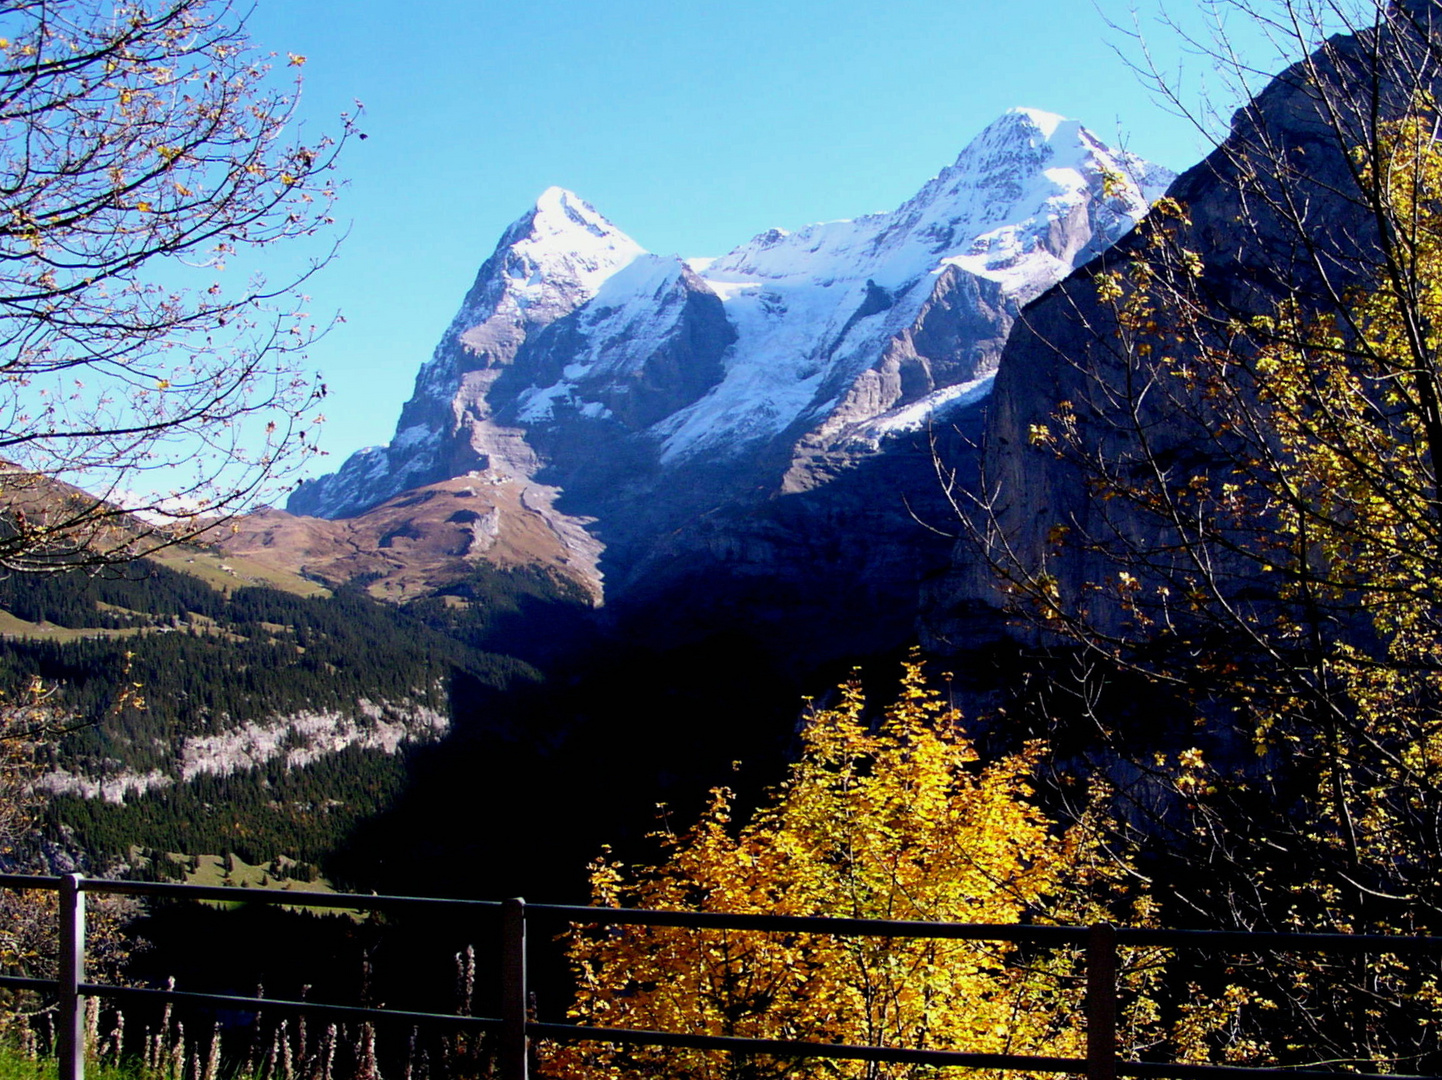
0;557;552;872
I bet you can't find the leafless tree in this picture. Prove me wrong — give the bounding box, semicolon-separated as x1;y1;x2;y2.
0;0;353;572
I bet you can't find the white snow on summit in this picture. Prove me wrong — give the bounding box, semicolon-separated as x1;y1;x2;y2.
650;108;1172;462
417;185;648;390
508;186;647;302
454;186;646;353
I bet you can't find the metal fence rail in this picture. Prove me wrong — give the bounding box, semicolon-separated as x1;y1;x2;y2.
0;874;1437;1080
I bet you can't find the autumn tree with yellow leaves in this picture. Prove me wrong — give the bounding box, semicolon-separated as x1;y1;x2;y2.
543;657;1170;1080
1004;103;1442;928
956;4;1442;1071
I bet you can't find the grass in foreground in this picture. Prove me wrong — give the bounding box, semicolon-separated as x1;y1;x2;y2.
0;1046;146;1080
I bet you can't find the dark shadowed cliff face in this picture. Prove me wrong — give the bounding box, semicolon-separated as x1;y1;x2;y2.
926;8;1442;649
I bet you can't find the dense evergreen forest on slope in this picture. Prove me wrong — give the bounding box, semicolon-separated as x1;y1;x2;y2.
43;745;414;867
0;558;564;871
0;560;228;626
0;547;826;905
2;548;955;909
399;561;599;664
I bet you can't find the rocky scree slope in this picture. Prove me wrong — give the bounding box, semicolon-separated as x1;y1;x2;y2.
274;109;1171;654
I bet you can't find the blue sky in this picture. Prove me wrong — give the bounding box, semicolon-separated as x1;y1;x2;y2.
240;0;1289;480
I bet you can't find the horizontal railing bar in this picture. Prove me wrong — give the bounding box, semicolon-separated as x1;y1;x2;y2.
10;974;1431;1080
528;904;1442;954
81;983;503;1032
0;974;59;993
1116;927;1442;954
78;879;504;915
526;1021;1086;1072
1119;1061;1435;1080
531;1021;1438;1080
3;877;1437;954
0;874;62;891
528;903;1090;943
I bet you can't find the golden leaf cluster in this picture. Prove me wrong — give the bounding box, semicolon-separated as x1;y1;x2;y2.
543;656;1171;1080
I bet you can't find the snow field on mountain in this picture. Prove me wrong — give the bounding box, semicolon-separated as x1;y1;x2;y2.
516;254;692;423
856;372;999;446
650;109;1170;462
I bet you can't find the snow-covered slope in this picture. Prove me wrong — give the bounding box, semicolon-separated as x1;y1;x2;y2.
289;187;645;519
290;109;1174;606
656;108;1170;466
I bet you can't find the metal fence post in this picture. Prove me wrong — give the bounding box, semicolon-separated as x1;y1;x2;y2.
1086;921;1118;1080
59;873;85;1080
501;897;528;1080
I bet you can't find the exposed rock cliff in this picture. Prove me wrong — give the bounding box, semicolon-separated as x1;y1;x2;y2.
289;187;644;520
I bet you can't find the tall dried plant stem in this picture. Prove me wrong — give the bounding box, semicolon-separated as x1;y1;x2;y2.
204;1022;221;1080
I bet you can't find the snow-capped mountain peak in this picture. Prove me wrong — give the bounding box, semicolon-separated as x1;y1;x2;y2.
292;109;1176;555
503;187;647;300
657;108;1173;463
1004;105;1066;136
287;187;648;521
421;187;647;390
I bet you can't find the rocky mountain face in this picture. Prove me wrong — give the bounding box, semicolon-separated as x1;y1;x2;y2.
926;10;1440;648
261;109;1171;660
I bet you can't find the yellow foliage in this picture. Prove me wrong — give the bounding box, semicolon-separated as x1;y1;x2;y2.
1239;99;1442;942
1001;72;1442;1072
543;655;1166;1080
